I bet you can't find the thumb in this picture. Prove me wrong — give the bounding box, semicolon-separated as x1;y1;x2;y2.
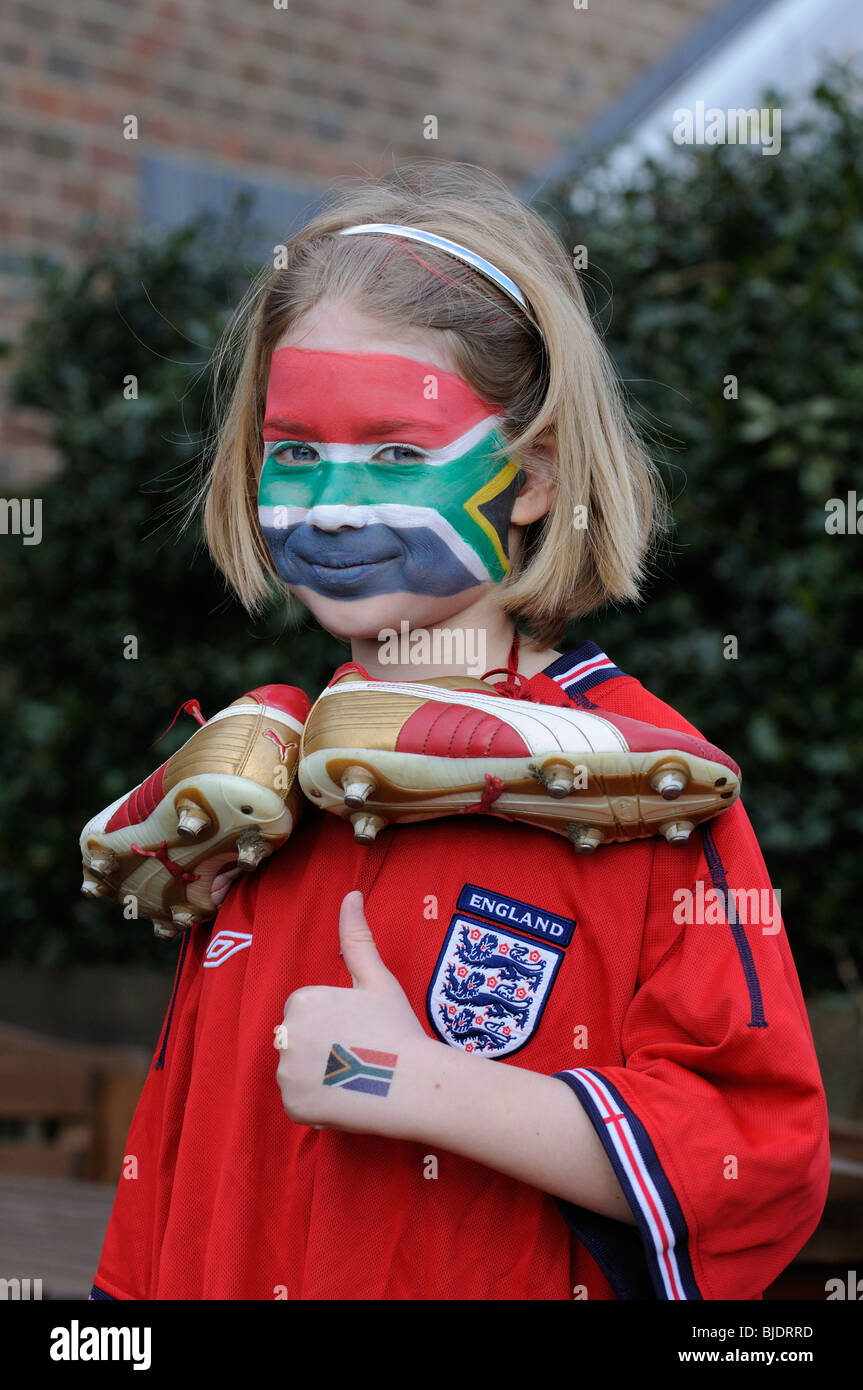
339;890;392;990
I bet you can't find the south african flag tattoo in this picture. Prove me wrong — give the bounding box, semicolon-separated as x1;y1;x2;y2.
323;1043;399;1097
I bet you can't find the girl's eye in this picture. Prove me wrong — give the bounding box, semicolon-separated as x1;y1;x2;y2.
373;445;427;463
269;442;319;464
267;441;426;465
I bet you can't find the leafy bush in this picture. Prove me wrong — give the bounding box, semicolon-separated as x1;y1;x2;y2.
547;65;863;989
0;201;344;967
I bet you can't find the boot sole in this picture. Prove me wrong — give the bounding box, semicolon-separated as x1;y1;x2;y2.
81;772;303;930
298;746;740;847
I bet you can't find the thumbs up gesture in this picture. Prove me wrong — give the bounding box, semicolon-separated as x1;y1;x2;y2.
275;891;430;1136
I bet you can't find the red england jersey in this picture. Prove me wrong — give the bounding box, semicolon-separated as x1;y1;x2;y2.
89;644;830;1301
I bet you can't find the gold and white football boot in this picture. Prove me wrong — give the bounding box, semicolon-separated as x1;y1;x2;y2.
80;684;311;938
298;663;741;853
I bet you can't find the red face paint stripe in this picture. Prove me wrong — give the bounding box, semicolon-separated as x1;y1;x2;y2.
263;346;502;447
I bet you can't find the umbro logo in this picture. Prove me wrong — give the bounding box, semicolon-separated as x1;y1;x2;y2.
203;930;253;967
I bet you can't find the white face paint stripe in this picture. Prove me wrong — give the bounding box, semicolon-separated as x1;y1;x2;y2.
262;414;505;467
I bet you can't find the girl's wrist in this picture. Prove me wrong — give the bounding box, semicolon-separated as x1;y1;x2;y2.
380;1033;444;1144
391;1033;484;1148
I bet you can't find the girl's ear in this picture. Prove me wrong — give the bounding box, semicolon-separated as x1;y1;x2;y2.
511;435;557;526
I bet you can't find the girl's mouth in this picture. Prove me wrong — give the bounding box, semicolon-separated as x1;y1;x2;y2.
309;555;397;570
288;531;402;572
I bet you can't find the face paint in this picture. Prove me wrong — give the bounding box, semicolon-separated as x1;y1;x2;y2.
258;347;525;601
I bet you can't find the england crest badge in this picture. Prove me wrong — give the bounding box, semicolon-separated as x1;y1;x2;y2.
427;915;564;1058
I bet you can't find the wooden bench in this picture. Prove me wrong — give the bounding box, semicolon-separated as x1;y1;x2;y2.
0;1021;150;1183
0;1022;152;1299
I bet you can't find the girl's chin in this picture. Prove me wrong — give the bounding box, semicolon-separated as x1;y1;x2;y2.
288;584;492;638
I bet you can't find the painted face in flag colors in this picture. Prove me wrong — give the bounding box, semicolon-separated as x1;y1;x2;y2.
258;347;525;605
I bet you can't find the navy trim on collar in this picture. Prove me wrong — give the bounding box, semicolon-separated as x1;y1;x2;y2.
541;641;626;697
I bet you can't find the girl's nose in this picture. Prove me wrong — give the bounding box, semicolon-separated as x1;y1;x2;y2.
305;504;367;530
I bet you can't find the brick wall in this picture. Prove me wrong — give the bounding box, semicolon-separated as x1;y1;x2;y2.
0;0;727;483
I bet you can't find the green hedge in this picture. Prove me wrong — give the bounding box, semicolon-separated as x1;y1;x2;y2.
0;200;344;968
1;71;860;986
547;66;863;990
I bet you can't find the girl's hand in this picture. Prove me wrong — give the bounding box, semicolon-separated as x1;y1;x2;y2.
275;890;432;1136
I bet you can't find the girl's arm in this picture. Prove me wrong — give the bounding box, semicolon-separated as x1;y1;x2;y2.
388;1033;638;1224
277;891;634;1221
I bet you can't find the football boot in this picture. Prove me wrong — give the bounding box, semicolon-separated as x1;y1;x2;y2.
298;663;740;852
80;685;311;939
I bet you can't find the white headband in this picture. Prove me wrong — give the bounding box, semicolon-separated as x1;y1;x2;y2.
337;222;544;342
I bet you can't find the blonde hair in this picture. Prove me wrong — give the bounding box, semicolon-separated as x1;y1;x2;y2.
198;159;665;647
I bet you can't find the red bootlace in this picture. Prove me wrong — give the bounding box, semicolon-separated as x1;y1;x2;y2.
129;840;200;884
151;698;207;748
479;631;533;699
460;773;507;815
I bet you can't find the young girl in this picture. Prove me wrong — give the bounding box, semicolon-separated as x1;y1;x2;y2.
90;161;829;1302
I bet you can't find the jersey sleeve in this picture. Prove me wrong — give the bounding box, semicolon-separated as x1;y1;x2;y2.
551;798;831;1301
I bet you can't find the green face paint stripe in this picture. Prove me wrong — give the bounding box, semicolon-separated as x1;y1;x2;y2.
258;428;511;506
258;426;518;584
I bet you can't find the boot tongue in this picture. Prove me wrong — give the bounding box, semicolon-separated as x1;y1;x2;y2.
326;660;371;687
